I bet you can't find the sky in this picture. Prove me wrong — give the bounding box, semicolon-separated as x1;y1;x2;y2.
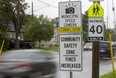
25;0;116;29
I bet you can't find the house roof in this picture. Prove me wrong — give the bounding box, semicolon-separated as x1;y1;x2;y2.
8;21;24;32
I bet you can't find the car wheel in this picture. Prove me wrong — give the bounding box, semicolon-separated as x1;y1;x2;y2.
28;72;42;78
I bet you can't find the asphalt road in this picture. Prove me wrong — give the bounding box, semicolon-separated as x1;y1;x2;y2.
54;51;116;78
0;51;115;78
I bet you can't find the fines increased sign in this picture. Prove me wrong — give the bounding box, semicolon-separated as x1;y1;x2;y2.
59;1;82;27
60;34;82;71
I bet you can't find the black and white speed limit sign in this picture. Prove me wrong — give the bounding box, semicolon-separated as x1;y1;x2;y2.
88;18;104;41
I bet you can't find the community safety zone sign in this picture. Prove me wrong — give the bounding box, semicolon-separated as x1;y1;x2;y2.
59;34;82;71
59;1;82;27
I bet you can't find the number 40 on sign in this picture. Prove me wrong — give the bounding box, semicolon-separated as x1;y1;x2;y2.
88;18;104;41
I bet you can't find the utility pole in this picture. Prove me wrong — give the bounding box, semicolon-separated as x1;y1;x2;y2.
32;2;33;18
111;0;116;41
107;0;109;29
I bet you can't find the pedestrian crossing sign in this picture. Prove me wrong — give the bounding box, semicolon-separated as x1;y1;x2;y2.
88;2;104;18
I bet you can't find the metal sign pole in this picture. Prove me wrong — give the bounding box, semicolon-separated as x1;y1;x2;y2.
70;71;73;78
69;1;72;78
68;0;73;77
68;0;72;77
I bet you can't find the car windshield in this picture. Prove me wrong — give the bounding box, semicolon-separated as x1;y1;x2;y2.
0;51;46;60
99;42;110;48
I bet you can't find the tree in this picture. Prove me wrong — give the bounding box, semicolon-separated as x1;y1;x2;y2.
24;15;54;47
0;32;10;51
104;28;115;41
83;31;88;43
0;0;28;49
82;11;88;43
24;15;39;41
82;11;88;32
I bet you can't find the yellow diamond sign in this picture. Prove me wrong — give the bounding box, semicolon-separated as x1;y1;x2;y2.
88;2;104;18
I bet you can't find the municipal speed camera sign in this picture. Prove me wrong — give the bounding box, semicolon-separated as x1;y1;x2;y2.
88;18;104;41
59;1;82;27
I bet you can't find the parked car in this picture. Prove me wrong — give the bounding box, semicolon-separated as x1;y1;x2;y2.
19;40;33;49
8;39;33;49
84;42;92;51
99;41;115;59
0;49;56;78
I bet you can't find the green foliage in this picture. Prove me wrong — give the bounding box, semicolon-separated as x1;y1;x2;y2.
24;15;54;47
0;33;10;51
83;31;88;43
0;0;28;49
24;15;38;41
0;0;28;27
82;11;88;32
82;11;88;42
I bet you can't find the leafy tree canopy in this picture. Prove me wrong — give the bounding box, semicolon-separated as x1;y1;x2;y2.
0;0;28;49
24;15;54;47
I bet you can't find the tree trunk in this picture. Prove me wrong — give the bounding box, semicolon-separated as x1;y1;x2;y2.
39;40;41;48
15;30;19;49
15;0;20;49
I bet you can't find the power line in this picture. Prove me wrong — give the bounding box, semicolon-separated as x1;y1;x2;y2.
34;5;49;12
37;0;58;8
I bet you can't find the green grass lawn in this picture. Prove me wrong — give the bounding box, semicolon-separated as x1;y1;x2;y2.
100;70;116;78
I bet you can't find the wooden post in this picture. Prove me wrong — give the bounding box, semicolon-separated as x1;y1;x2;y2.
92;41;99;78
92;1;100;78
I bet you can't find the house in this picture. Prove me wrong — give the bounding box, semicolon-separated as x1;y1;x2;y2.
7;21;24;40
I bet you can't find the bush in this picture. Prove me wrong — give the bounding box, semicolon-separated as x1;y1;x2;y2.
0;33;10;51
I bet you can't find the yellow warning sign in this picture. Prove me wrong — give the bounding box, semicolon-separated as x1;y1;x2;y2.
59;27;82;32
88;2;104;18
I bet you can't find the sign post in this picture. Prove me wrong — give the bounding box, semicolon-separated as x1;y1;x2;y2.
88;1;104;78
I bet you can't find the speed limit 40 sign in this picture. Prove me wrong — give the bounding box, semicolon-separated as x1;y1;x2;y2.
88;18;104;41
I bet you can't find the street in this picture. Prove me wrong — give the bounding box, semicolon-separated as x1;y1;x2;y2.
54;51;116;78
0;51;115;78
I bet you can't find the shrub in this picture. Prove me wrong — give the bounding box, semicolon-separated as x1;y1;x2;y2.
0;33;10;51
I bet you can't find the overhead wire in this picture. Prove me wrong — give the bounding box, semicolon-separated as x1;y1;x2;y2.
37;0;58;8
34;5;49;12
